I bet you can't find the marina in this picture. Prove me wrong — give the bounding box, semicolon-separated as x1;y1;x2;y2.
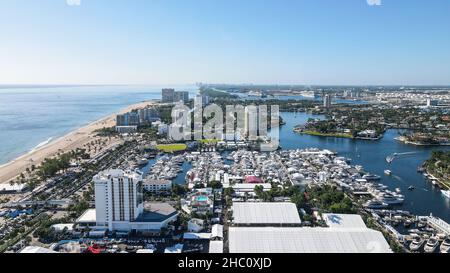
276;111;450;223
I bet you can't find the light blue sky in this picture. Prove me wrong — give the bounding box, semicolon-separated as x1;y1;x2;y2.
1;0;449;85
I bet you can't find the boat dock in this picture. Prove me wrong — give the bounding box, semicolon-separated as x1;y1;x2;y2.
426;215;450;236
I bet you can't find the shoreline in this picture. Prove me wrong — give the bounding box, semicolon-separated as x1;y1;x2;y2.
0;100;157;185
394;136;450;146
423;170;450;190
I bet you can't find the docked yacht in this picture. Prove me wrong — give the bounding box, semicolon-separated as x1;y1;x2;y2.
363;174;381;181
364;200;389;209
424;236;439;253
440;238;450;253
377;193;404;205
441;190;450;199
409;237;425;252
137;158;148;166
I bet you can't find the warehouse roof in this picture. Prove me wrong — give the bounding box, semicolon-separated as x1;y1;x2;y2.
76;208;96;224
232;202;301;225
209;241;224;253
20;246;57;253
229;227;391;253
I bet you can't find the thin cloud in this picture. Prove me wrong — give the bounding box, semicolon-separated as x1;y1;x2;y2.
367;0;382;6
66;0;81;6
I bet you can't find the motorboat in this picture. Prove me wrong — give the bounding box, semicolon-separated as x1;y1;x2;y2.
364;200;389;209
441;190;450;199
409;237;425;252
440;238;450;253
408;186;415;191
377;193;404;205
137;158;148;166
424;236;439;253
384;170;392;176
363;174;381;181
404;219;414;228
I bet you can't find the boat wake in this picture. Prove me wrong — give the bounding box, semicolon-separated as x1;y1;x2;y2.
392;175;403;182
30;137;53;152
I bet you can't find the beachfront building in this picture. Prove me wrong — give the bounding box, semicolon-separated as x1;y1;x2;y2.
116;111;140;126
137;107;160;124
90;169;178;233
174;91;190;103
115;126;138;134
116;107;160;128
162;88;175;103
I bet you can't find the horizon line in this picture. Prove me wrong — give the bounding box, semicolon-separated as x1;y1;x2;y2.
2;83;450;88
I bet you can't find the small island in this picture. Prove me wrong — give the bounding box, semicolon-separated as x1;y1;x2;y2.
294;118;383;140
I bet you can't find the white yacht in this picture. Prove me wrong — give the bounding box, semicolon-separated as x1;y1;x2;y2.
363;174;381;181
440;238;450;253
364;200;389;209
409;237;425;252
137;158;148;166
377;193;404;205
441;190;450;199
424;236;439;253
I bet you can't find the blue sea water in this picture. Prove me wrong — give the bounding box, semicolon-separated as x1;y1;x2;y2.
0;85;198;165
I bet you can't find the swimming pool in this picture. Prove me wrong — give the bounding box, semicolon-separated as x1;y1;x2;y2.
196;196;208;202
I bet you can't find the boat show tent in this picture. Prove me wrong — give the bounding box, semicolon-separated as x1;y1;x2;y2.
229;227;392;253
209;241;224;253
323;213;368;229
232;202;301;225
20;246;57;253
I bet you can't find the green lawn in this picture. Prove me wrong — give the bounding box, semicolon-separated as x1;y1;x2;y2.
156;144;187;153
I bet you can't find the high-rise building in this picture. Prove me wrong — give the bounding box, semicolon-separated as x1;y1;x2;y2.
94;169;144;231
244;106;259;140
174;91;190;103
195;94;210;106
116;112;140;126
138;107;160;124
323;94;332;109
162;88;175;103
426;98;439;107
92;169;179;233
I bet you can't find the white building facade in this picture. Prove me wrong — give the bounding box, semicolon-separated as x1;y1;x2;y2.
94;169;144;231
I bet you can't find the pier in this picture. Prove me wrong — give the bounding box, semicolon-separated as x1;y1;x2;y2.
426;215;450;235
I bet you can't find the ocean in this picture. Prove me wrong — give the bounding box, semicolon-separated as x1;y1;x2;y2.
0;85;198;165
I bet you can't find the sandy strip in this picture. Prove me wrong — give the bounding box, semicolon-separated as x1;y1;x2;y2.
0;100;156;185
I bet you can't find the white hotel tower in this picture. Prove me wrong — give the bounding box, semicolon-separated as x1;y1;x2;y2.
94;169;144;231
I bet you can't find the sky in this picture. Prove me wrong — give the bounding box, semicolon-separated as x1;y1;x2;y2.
0;0;449;86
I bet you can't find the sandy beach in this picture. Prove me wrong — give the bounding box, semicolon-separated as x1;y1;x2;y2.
0;100;156;185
